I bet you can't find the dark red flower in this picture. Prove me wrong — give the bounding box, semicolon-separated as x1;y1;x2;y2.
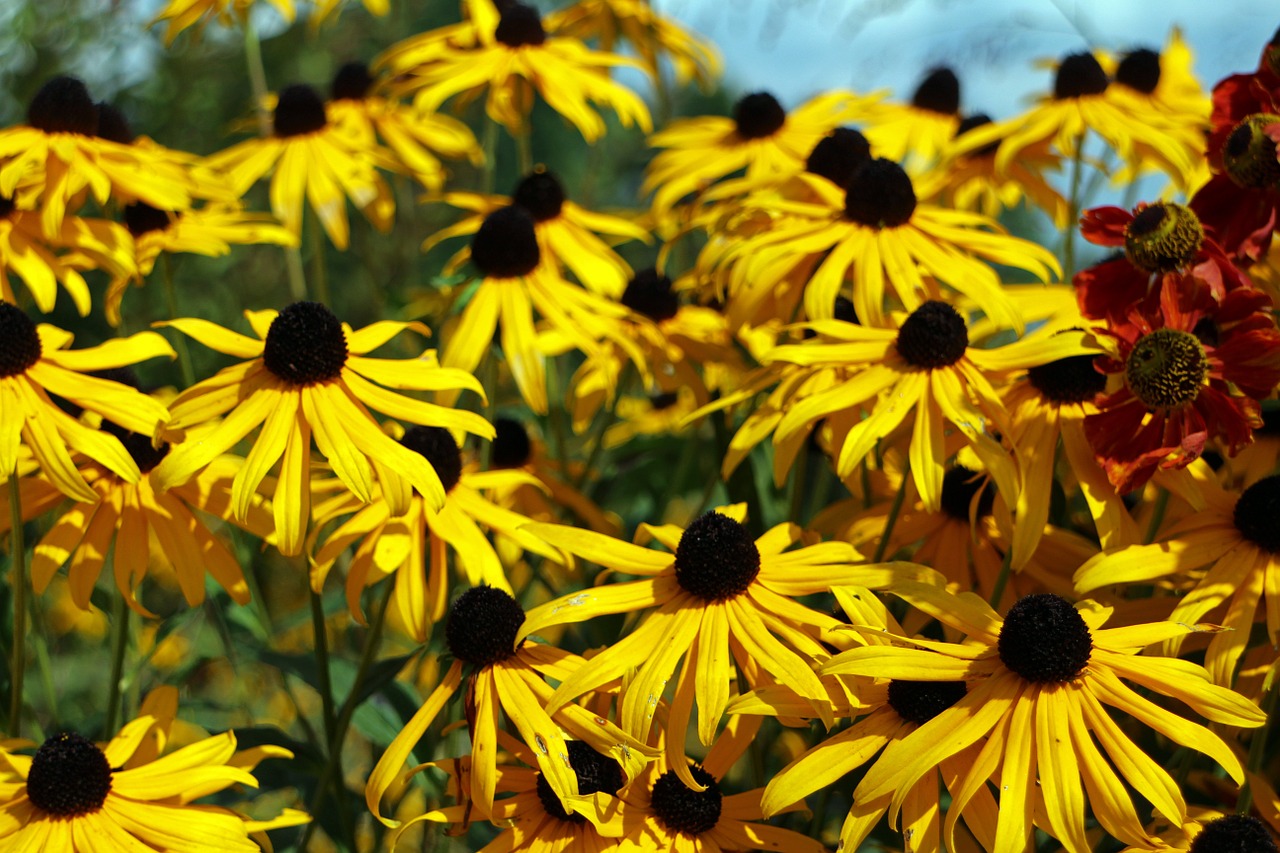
1189;172;1278;266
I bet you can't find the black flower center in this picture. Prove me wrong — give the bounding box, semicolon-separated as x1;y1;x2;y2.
1123;202;1204;273
650;765;722;836
124;202;172;238
535;741;624;823
331;61;374;101
895;300;968;369
400;426;463;494
27;76;99;135
1189;815;1279;853
0;196;13;218
273;85;328;137
998;594;1092;683
0;301;42;378
494;2;546;47
621;268;679;322
445;585;526;668
470;206;541;279
512;169;566;222
1223;114;1280;190
939;466;995;521
1054;53;1109;99
673;512;760;601
805;127;872;187
261;301;349;386
104;423;171;474
887;679;967;725
911;67;961;115
843;158;917;228
1115;48;1161;94
1026;354;1106;404
733;92;786;140
955;113;999;157
1232;474;1280;553
95;102;134;144
490;417;533;469
25;732;113;816
1124;328;1207;410
650;391;680;411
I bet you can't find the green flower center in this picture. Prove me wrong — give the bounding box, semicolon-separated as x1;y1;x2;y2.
0;301;42;378
26;732;113;816
621;268;680;323
805;128;872;187
512;169;566;222
1223;114;1280;190
887;679;967;725
844;158;917;228
535;741;624;823
400;426;463;494
1115;48;1161;94
261;301;349;386
1123;202;1204;273
733;92;786;140
27;76;99;135
939;466;995;522
1027;354;1106;404
998;594;1092;683
1054;53;1109;99
490;418;533;469
673;512;761;601
445;586;525;668
273;85;328;137
895;300;968;369
650;765;722;836
911;67;960;115
1123;328;1207;410
1189;815;1279;853
1232;474;1280;553
471;206;541;279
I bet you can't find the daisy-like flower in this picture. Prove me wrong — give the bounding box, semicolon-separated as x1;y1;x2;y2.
1120;814;1280;853
0;195;136;316
822;584;1265;853
0;710;296;850
519;506;907;786
706;157;1059;329
105;202;296;327
1083;278;1280;494
148;0;295;45
0;77;196;238
205;84;394;249
0;301;173;503
545;0;722;90
325;62;481;194
309;425;567;643
617;715;826;853
380;1;651;144
366;585;656;822
1075;472;1280;685
1074;201;1250;324
643;89;878;220
153;301;492;555
423;167;651;299
863;67;963;172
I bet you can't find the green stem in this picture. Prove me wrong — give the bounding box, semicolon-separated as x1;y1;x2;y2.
297;579;396;852
284;246;308;303
104;588;130;735
30;596;57;730
160;254;195;388
987;547;1015;611
7;475;26;736
307;209;330;307
1237;672;1278;814
788;449;809;526
1143;488;1169;545
309;588;337;747
872;461;911;563
545;356;569;472
481;117;499;195
1062;131;1087;282
576;362;635;492
513;124;533;176
241;18;272;139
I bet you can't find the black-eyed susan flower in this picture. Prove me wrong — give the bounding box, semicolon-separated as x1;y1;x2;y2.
545;0;721;90
380;0;651;144
153;302;492;555
205;84;394;249
0;301;173;502
0;711;296;850
823;585;1265;853
863;66;962;173
706;157;1059;329
148;0;296;44
309;425;567;643
366;585;656;823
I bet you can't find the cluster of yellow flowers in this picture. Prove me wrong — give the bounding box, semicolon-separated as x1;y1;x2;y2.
2;0;1280;851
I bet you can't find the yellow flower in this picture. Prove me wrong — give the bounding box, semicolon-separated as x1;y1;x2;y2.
153;302;492;555
148;0;295;45
0;301;173;502
863;67;962;173
822;584;1264;853
205;84;394;249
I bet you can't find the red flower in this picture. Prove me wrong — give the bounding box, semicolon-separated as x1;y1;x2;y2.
1084;277;1280;494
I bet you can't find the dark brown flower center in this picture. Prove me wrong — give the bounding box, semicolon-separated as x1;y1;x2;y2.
733;92;786;140
400;426;463;494
1115;48;1161;94
273;85;328;137
0;196;14;218
887;679;967;725
511;169;565;222
955;113;999;157
494;2;546;47
805;127;872;187
1188;815;1279;853
95;102;135;144
621;268;679;322
445;586;526;668
470;206;541;278
1223;114;1280;190
650;765;722;836
1123;202;1204;272
673;512;761;601
911;67;960;115
261;301;349;386
535;741;624;823
490;417;533;469
998;594;1092;683
895;300;968;369
844;158;917;228
124;202;172;238
1054;53;1109;99
0;301;42;378
1124;328;1207;410
26;732;113;816
1232;474;1280;553
27;76;99;135
939;466;995;521
331;62;374;101
1026;354;1106;404
104;423;171;474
